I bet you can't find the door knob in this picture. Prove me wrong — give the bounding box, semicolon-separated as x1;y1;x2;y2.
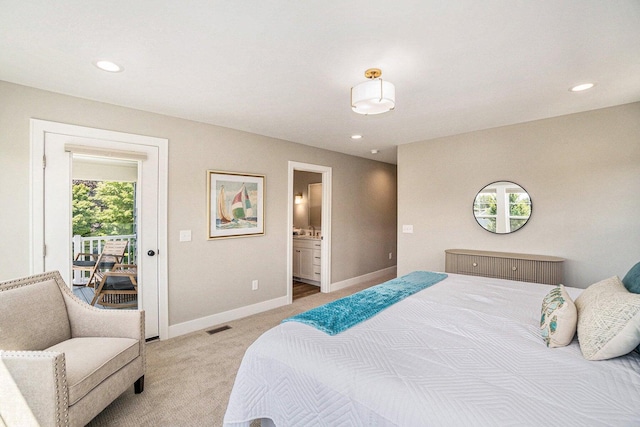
147;250;156;256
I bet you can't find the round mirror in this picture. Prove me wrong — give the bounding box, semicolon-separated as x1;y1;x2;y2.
473;181;532;234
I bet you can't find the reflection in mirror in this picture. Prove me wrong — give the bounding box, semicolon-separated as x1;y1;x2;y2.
473;181;531;234
308;183;322;227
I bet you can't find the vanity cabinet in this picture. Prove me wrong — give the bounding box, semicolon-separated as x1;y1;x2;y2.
445;249;564;285
293;238;322;282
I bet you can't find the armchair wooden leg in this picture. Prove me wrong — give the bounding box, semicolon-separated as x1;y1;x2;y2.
134;375;144;394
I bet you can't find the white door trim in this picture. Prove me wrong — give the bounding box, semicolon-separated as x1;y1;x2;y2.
287;161;332;302
30;119;169;340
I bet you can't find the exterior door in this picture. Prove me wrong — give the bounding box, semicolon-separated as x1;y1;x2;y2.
42;133;160;338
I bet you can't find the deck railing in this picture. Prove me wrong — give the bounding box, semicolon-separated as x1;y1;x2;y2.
72;234;137;284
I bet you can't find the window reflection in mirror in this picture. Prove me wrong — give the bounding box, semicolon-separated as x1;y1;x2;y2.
473;181;531;234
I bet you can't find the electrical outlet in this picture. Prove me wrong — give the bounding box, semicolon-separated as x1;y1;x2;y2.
252;280;258;290
402;225;414;233
389;252;393;260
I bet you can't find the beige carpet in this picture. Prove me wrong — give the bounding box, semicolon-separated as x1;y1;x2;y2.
88;272;395;426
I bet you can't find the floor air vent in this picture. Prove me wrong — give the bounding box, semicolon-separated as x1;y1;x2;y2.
206;325;231;335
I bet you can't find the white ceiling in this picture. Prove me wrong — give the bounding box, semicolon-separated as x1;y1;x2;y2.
1;1;639;164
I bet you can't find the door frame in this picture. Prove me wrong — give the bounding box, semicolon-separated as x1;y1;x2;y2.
287;161;332;303
30;119;169;340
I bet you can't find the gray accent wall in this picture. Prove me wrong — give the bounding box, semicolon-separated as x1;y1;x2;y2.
0;81;397;326
397;102;640;288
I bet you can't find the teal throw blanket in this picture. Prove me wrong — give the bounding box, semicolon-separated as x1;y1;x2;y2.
283;271;448;335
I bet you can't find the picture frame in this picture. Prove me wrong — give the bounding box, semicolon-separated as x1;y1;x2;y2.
207;170;265;239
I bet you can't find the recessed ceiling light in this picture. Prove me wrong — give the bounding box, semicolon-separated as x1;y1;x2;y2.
351;134;363;140
370;149;379;154
94;60;124;73
569;83;595;92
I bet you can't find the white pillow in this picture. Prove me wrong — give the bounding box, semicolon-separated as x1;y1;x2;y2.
540;285;577;347
574;276;640;361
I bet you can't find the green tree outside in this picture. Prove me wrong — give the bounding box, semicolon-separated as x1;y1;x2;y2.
509;193;531;231
72;182;98;236
95;182;135;235
509;193;531;217
72;180;135;237
475;192;530;232
474;193;497;232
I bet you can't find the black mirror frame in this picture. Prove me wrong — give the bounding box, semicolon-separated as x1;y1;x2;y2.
472;181;532;234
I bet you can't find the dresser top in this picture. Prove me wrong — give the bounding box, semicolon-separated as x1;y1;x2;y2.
445;249;564;263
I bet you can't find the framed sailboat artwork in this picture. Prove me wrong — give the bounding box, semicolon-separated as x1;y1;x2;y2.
207;170;265;239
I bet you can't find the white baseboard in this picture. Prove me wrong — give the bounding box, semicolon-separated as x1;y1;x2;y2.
168;295;289;339
167;265;397;339
329;266;397;292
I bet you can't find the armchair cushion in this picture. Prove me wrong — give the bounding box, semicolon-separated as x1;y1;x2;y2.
47;337;140;405
0;278;71;350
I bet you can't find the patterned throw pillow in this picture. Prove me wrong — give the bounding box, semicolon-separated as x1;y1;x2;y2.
574;276;640;361
540;285;577;348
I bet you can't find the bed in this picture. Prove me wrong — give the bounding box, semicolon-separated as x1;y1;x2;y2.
223;272;640;426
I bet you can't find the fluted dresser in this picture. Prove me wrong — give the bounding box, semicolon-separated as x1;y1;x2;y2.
445;249;564;285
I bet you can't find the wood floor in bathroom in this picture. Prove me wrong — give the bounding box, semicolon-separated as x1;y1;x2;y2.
293;281;320;300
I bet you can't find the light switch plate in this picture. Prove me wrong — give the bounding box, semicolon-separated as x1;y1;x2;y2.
179;230;192;242
402;225;414;233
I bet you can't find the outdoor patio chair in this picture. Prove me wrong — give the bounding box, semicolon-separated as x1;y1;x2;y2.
91;264;138;308
72;240;128;287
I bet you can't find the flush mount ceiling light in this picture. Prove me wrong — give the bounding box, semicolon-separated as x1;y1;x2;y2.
569;82;595;92
351;134;363;140
370;149;379;154
351;68;395;115
94;60;124;73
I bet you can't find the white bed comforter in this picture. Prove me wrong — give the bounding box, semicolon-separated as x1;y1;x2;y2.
224;273;640;426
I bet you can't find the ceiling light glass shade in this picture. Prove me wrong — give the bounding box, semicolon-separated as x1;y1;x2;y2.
351;78;396;115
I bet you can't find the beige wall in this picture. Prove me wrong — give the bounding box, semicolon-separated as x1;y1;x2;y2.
0;81;397;326
398;102;640;288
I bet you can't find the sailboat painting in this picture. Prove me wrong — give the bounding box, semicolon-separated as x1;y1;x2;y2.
208;170;265;239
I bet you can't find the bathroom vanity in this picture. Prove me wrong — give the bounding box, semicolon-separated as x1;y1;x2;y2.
293;237;322;283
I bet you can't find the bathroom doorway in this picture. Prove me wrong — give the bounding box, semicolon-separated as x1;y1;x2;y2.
287;161;332;304
292;172;322;300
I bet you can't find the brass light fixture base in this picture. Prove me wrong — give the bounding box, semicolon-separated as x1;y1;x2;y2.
364;68;382;79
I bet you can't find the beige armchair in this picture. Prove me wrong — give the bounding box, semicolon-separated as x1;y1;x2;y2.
0;271;145;427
